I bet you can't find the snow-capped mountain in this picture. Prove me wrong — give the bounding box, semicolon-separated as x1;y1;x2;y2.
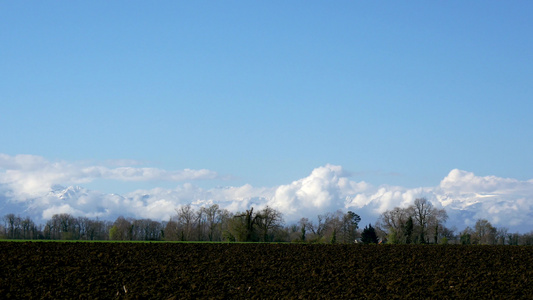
1;166;532;233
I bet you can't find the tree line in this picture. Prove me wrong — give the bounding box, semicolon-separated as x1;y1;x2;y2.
2;198;533;244
375;198;533;245
0;205;362;243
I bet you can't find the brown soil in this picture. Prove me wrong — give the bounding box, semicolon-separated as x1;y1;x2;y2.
1;242;532;299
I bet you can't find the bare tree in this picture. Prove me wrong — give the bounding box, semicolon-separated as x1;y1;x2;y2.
473;219;497;245
313;214;328;240
413;198;432;243
44;215;61;240
496;227;508;245
413;198;447;244
256;206;284;242
4;214;16;239
519;231;533;245
109;216;133;240
440;226;456;244
86;218;108;240
76;217;90;240
47;213;77;240
1;214;40;240
21;217;36;240
218;209;234;241
298;218;313;242
201;204;224;241
195;208;206;241
316;210;344;243
376;206;413;243
176;204;195;241
376;198;447;244
163;219;179;241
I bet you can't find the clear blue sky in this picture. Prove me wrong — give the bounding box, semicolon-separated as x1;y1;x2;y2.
2;1;532;192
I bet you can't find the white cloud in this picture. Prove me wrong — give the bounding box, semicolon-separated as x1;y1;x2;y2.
0;153;220;199
439;169;524;194
268;164;370;217
1;154;533;232
434;169;533;230
0;153;49;170
81;166;218;182
42;204;84;220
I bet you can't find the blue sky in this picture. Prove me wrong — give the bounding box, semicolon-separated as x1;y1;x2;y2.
1;2;533;230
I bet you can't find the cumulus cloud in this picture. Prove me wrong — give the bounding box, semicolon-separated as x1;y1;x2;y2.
439;169;526;194
268;164;370;217
1;153;533;232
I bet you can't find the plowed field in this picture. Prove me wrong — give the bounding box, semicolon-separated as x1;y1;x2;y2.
1;242;532;299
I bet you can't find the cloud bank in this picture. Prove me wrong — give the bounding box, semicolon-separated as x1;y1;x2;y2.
1;154;532;232
0;154;219;198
